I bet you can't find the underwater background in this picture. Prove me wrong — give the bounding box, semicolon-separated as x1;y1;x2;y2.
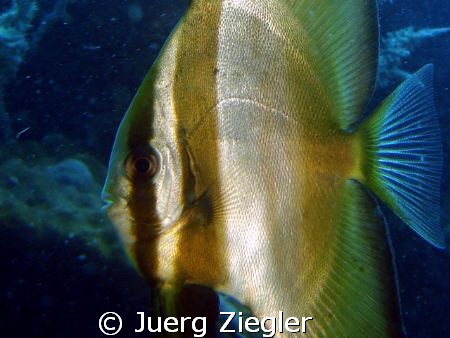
0;0;449;337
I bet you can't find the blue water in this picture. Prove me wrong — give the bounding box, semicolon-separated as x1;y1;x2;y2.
0;1;449;337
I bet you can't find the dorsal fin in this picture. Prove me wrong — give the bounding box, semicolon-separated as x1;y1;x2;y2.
286;0;379;129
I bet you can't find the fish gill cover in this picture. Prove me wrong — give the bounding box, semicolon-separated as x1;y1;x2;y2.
0;0;449;337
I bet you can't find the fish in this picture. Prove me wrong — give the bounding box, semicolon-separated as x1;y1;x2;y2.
102;0;445;336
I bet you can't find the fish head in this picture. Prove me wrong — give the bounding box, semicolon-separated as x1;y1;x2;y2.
102;1;230;310
101;61;193;285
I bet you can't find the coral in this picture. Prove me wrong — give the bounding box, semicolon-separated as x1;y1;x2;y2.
0;0;76;143
378;26;450;88
0;0;38;142
0;0;38;80
0;151;121;257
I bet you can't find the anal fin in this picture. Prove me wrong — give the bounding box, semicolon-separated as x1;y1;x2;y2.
308;180;404;337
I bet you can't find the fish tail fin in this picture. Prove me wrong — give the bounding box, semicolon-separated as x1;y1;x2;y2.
356;64;445;248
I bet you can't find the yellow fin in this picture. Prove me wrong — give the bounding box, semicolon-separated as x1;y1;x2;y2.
286;0;378;129
308;180;404;337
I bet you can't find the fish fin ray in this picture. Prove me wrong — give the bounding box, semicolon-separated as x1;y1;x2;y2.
358;64;445;248
286;0;378;129
308;180;403;337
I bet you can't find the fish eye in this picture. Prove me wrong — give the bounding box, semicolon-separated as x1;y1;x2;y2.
125;147;159;180
135;157;152;173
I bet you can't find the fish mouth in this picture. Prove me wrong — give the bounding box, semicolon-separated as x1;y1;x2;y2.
100;189;114;210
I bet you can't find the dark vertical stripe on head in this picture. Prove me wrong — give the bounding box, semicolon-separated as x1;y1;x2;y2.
123;0;229;321
125;64;162;284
